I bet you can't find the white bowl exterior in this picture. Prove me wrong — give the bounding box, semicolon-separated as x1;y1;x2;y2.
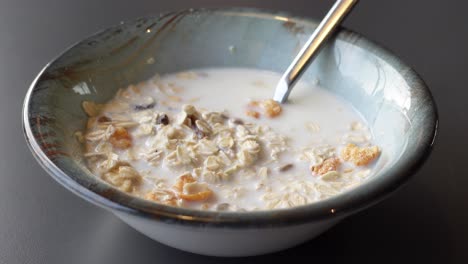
115;211;341;256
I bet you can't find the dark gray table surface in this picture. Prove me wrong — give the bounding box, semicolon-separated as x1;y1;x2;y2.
1;0;466;263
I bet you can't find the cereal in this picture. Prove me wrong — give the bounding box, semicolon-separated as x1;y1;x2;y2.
245;99;282;118
82;68;380;211
146;190;179;206
173;174;213;202
261;99;282;118
341;143;380;166
82;101;102;117
109;127;132;149
179;182;213;201
311;157;341;175
173;173;196;192
320;171;341;181
102;163;141;192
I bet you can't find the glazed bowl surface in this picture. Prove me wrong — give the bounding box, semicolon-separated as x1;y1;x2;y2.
23;8;437;256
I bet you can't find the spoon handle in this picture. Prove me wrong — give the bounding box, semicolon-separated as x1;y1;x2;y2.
274;0;359;103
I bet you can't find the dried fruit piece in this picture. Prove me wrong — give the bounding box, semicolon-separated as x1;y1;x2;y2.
261;99;282;118
341;143;380;166
156;113;169;125
109;127;132;149
312;157;341;175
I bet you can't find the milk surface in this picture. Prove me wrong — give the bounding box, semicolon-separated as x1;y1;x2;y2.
86;68;376;211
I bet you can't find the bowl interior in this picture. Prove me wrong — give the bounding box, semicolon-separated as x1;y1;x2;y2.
24;8;437;224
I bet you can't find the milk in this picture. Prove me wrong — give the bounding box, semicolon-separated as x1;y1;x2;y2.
87;68;375;211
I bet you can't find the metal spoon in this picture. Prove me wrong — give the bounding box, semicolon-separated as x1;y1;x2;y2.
273;0;359;103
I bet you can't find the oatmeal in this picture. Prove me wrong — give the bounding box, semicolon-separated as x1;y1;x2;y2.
81;68;380;211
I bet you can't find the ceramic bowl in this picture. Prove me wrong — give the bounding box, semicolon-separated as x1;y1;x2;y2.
22;8;438;257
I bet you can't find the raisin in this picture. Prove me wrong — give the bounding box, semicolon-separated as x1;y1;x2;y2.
156;114;169;125
232;118;244;125
279;164;293;172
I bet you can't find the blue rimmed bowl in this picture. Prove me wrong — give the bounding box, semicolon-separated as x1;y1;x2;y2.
22;8;438;256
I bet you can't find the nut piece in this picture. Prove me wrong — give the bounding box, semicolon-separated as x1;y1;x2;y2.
261;99;282;118
109;127;132;149
341;143;380;166
312;157;341;175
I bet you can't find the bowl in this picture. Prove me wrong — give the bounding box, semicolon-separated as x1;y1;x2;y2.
22;8;438;257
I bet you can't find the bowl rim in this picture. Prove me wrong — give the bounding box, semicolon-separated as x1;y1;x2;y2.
22;7;438;228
